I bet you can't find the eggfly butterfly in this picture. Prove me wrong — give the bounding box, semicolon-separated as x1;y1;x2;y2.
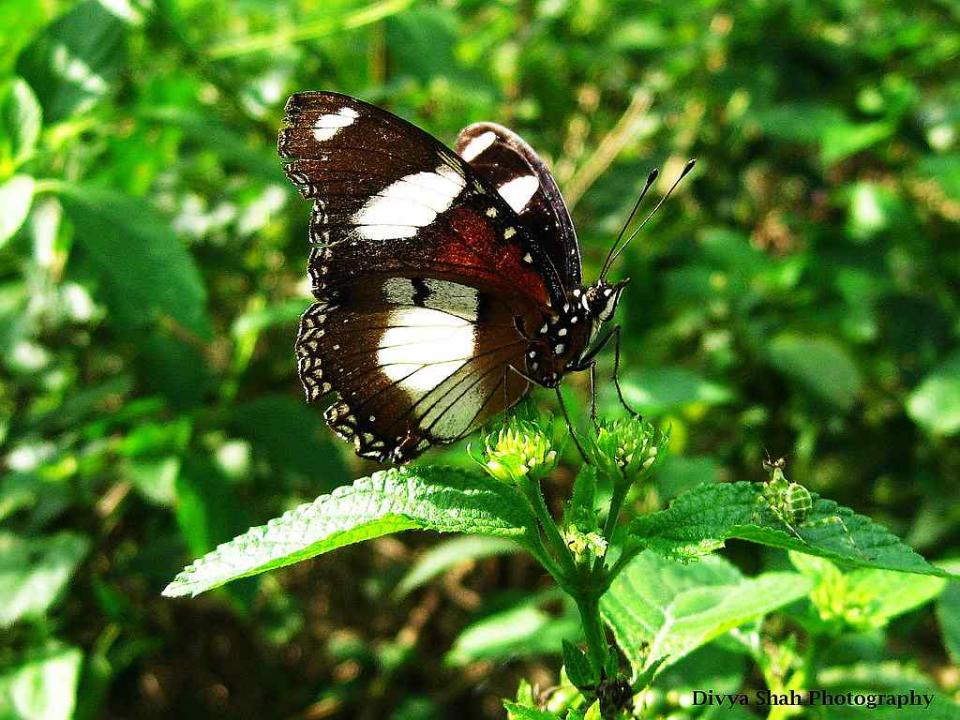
278;91;692;463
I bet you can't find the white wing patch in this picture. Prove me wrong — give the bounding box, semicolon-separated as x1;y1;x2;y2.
354;166;466;240
498;175;539;213
377;307;476;394
460;130;497;161
312;106;359;142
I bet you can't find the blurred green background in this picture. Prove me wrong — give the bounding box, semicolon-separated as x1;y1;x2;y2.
1;0;958;717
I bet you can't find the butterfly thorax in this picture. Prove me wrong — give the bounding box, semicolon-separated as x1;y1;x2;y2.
523;280;626;387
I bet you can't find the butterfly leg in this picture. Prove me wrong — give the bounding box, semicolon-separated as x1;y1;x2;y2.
609;326;640;418
587;361;599;427
569;326;639;419
554;386;590;463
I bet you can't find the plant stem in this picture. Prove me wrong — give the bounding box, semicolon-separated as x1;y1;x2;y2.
521;478;578;583
575;593;609;672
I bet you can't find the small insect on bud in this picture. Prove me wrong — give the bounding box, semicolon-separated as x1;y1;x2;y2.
473;418;558;485
589;416;668;486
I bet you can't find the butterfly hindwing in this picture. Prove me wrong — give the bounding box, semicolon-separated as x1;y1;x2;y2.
296;277;531;462
456;122;581;288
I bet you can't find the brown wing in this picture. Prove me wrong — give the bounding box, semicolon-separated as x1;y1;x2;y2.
456;122;581;288
278;91;566;308
296;276;533;463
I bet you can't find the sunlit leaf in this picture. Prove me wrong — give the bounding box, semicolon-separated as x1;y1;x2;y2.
0;77;42;166
0;175;35;248
907;350;960;436
163;467;536;597
0;532;90;627
58;184;209;336
629;482;953;578
0;646;82;720
601;551;810;672
767;334;862;410
15;0;128;122
790;552;947;630
621;366;733;415
396;535;520;597
447;593;579;666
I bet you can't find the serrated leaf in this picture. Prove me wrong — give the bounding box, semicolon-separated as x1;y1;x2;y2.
0;646;83;720
395;535;519;597
907;350;960;436
601;551;810;672
15;0;127;122
0;532;90;627
0;175;35;248
58;184;209;336
562;640;599;689
629;482;951;578
0;77;42;166
163;467;535;597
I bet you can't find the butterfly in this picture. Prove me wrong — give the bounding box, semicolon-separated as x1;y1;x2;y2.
278;91;692;463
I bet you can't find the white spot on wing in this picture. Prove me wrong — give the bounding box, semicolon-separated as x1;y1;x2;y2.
312;106;358;142
378;308;476;394
461;131;497;161
355;166;466;240
498;175;539;213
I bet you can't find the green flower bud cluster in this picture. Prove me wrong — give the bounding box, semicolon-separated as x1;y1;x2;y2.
589;416;668;486
475;418;558;485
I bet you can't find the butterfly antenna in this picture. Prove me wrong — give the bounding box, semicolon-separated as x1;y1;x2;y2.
601;159;696;279
599;168;658;279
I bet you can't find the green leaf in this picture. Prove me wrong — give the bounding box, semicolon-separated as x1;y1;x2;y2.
0;175;35;248
502;703;561;720
0;531;90;627
822;121;893;164
0;77;42;166
621;366;733;415
58;184;209;335
629;482;953;578
561;640;599;690
936;578;960;665
15;0;127;122
229;395;347;485
395;535;520;597
446;593;580;666
0;646;83;720
767;334;862;410
163;466;535;597
918;154;960;202
601;551;811;672
907;350;960;436
790;552;947;630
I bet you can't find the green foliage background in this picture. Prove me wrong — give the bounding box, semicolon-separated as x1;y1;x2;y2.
0;0;957;717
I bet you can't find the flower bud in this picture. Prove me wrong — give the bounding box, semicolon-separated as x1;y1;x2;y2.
589;417;667;486
563;524;608;563
474;418;558;484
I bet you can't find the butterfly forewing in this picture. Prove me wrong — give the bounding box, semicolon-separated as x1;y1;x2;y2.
456;122;581;288
296;277;531;462
279;92;563;304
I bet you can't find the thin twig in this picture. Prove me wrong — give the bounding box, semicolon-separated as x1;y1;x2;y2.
562;88;653;209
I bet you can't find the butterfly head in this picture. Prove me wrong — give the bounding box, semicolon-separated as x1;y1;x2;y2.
582;278;629;324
